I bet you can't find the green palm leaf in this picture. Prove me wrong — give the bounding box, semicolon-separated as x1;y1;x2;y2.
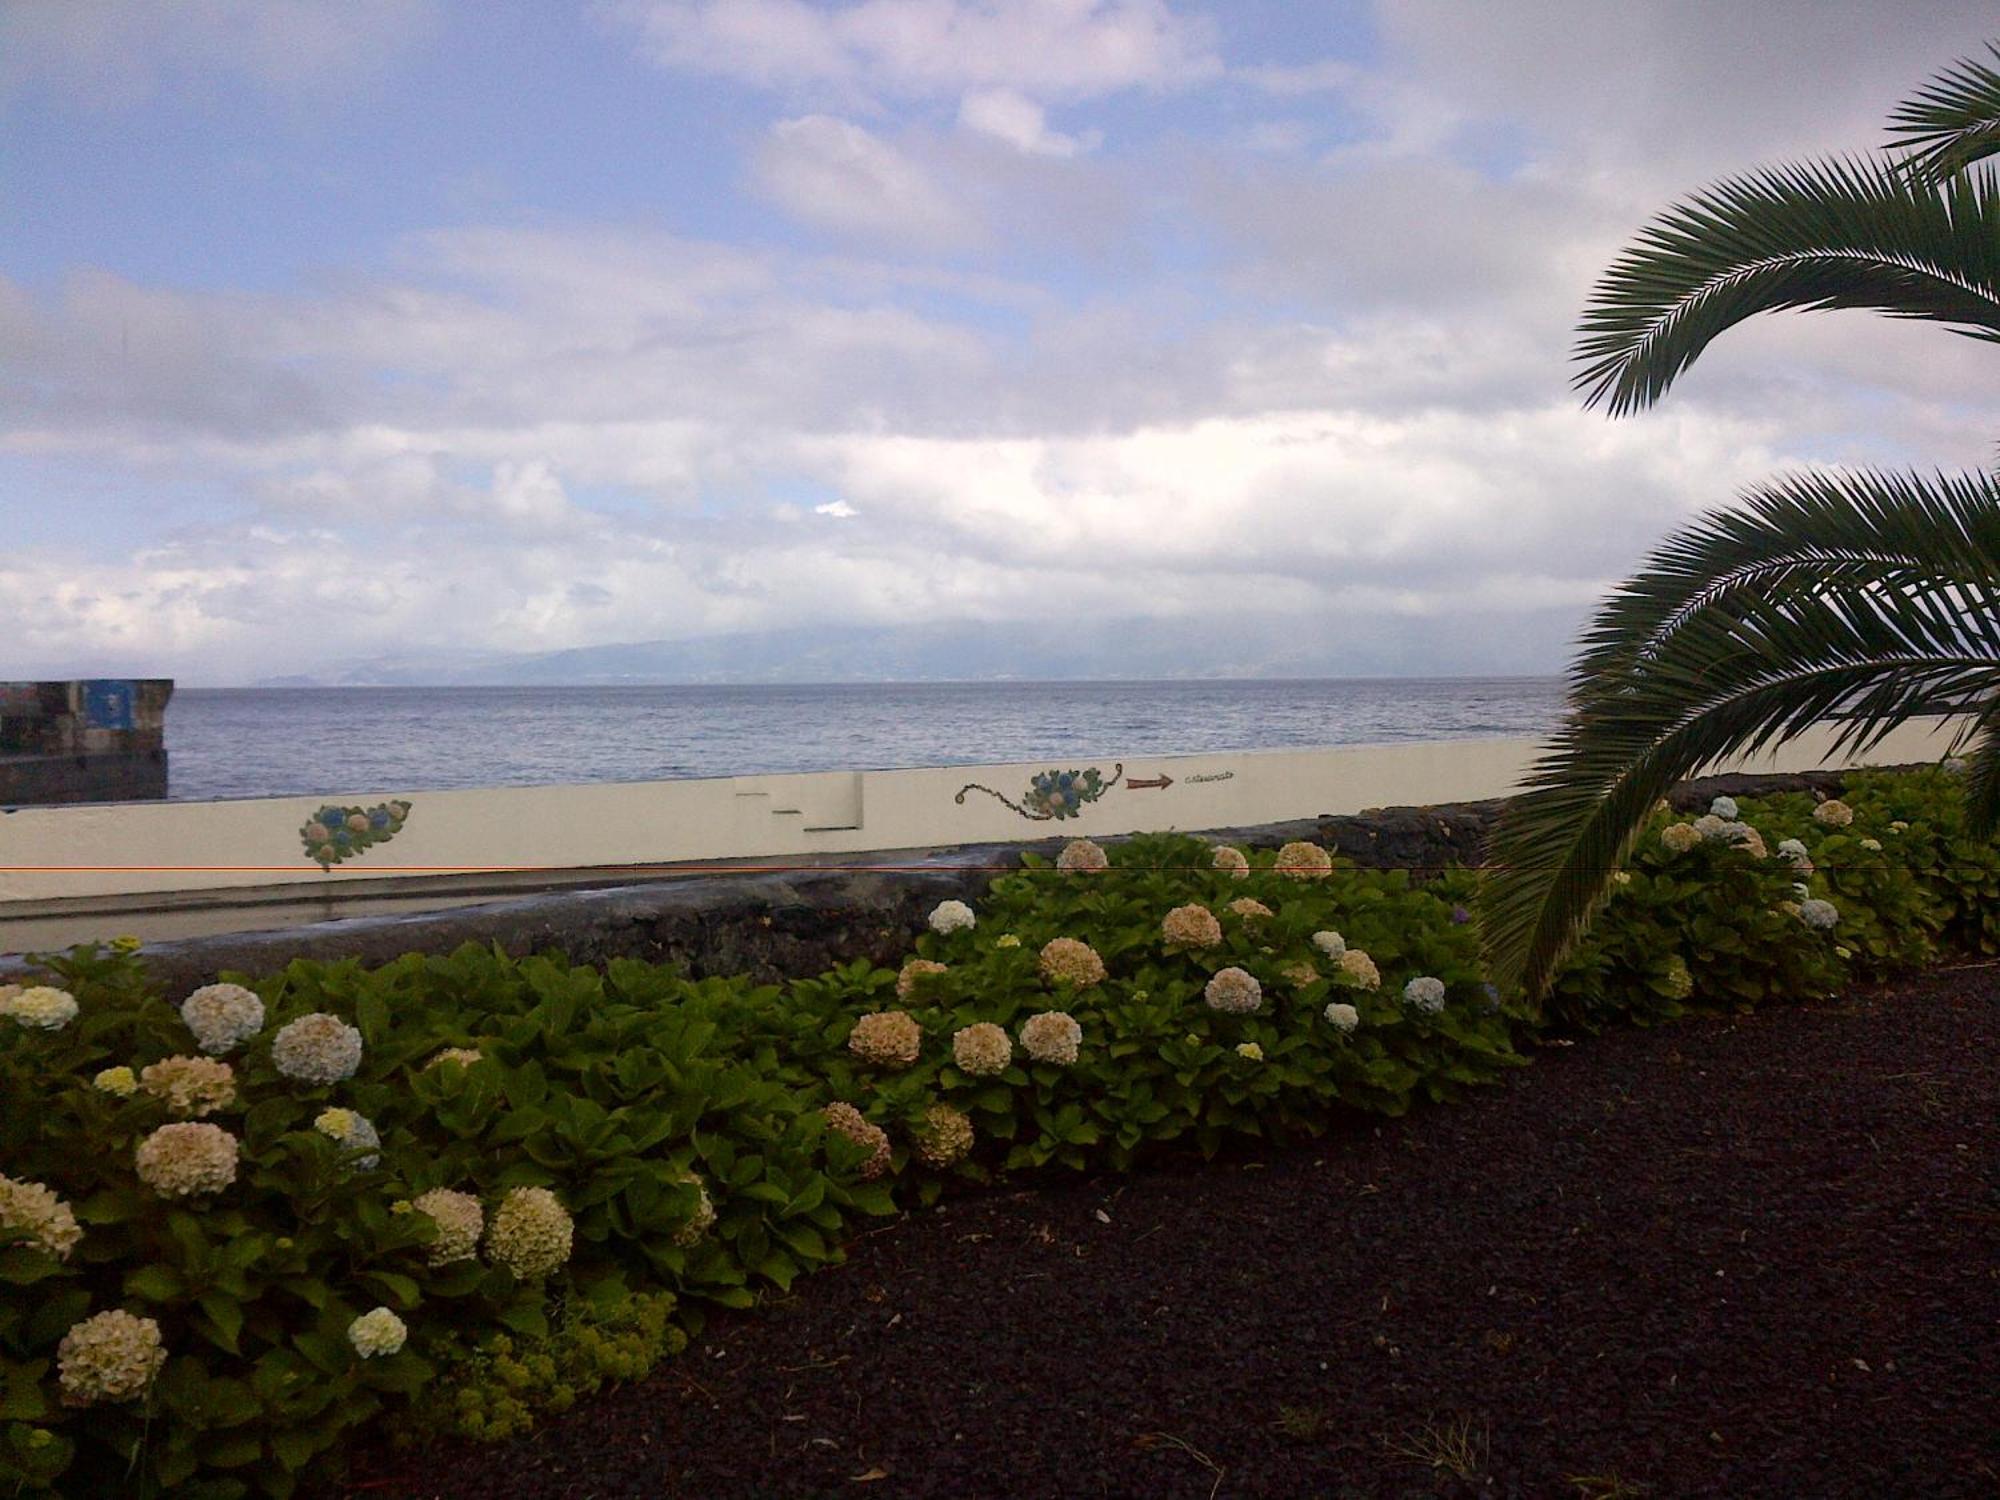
1890;42;2000;184
1575;157;2000;415
1481;469;2000;1002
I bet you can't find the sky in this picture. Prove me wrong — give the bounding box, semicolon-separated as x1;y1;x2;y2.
3;0;1998;685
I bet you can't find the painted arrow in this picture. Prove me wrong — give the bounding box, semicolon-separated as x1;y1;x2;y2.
1125;774;1175;790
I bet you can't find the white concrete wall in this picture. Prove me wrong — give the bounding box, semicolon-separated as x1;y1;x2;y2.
0;719;1966;906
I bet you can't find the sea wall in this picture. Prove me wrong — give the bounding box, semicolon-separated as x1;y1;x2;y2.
0;761;1916;992
0;719;1961;916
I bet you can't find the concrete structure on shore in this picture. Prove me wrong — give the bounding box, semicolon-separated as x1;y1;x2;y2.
0;679;173;804
0;717;1964;955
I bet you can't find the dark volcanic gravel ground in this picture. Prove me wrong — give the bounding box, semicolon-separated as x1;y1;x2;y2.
355;970;2000;1499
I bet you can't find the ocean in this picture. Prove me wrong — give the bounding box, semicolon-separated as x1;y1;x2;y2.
164;679;1568;802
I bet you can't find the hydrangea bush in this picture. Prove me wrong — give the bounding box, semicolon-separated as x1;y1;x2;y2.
0;944;896;1496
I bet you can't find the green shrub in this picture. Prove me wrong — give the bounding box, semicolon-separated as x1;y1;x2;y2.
0;764;1989;1495
413;1287;686;1442
0;946;889;1496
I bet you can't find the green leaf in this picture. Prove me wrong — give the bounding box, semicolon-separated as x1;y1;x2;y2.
126;1263;187;1303
197;1293;244;1355
201;1430;264;1468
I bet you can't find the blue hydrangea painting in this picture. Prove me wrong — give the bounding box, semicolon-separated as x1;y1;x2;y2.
956;765;1119;822
300;799;412;869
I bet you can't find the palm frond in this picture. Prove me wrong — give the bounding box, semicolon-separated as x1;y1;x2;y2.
1576;157;2000;414
1957;698;2000;836
1890;42;2000;184
1578;468;2000;684
1481;470;2000;1002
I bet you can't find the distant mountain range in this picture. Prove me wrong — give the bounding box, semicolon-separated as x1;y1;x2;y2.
250;611;1580;687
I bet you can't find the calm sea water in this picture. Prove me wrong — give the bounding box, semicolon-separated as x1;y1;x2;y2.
164;679;1567;802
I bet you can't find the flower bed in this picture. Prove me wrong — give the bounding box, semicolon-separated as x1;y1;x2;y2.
0;765;1992;1496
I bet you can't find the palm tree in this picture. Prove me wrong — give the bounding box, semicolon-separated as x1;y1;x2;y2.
1482;44;2000;1003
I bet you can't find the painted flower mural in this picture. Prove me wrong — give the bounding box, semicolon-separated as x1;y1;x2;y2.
955;764;1121;822
300;800;412;870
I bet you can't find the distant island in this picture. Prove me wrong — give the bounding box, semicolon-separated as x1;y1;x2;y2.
249;614;1575;688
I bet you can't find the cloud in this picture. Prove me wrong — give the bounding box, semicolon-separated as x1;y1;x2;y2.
0;0;438;102
754;115;978;246
1369;0;2000;190
12;2;2000;684
602;0;1220;100
1236;58;1357;97
957;88;1094;155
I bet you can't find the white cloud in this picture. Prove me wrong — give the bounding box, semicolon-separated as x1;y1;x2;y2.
0;0;438;101
957;88;1094;155
602;0;1220;100
1236;58;1357;96
754;115;978;245
13;3;2000;683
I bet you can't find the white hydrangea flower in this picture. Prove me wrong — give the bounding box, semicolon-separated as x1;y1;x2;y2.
1311;930;1347;960
1799;898;1839;930
848;1010;922;1067
822;1102;893;1180
57;1310;166;1404
1235;1042;1264;1062
1273;841;1333;880
951;1022;1012;1076
93;1066;138;1097
928;900;976;935
1162;903;1223;949
1323;1002;1360;1034
1858;837;1883;852
408;1187;483;1266
1211;845;1250;879
1776;837;1812;873
134;1122;239;1198
995;934;1022;949
1038;938;1107;987
314;1108;382;1170
1793;882;1812;900
1708;795;1739;820
1660;822;1701;854
347;1307;407;1358
1402;976;1447;1015
1335;950;1381;991
1056;839;1109;873
1942;756;1968;776
139;1056;236;1118
1203;967;1263;1014
852;1012;928;1072
271;1013;363;1085
0;1174;82;1261
914;1105;975;1169
1813;799;1854;827
484;1187;574;1279
2;986;77;1031
1019;1010;1082;1066
179;983;265;1055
